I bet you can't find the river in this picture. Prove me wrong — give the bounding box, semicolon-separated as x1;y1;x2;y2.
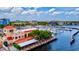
30;25;79;51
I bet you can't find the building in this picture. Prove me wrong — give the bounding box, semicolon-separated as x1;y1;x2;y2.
0;18;10;26
2;25;37;47
14;37;37;48
3;26;16;36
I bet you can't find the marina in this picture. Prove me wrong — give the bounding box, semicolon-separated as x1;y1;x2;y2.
28;26;79;51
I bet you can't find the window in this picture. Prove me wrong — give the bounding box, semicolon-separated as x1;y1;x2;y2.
25;34;27;38
15;37;17;39
19;36;20;38
9;30;13;32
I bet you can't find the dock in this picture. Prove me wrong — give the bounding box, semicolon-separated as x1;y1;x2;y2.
71;31;79;45
21;37;57;51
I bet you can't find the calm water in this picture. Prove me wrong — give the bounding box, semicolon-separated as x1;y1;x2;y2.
31;26;79;51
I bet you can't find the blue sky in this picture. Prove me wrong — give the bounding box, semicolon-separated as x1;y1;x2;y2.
0;7;79;21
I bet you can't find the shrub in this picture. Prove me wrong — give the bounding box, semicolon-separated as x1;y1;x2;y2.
13;43;21;50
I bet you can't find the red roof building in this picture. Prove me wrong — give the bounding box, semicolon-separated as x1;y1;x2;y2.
3;26;37;45
15;36;33;44
3;26;15;29
14;36;37;47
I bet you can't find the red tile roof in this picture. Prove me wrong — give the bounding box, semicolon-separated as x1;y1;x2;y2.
3;26;15;29
14;36;33;44
22;30;32;34
7;37;13;40
24;30;32;32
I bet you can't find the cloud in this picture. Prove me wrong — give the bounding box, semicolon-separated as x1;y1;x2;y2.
75;8;79;11
21;11;28;14
22;8;49;15
65;11;74;15
52;11;64;15
65;11;79;15
0;7;12;12
11;7;24;14
22;8;47;15
21;7;41;14
48;8;55;12
0;7;79;21
21;10;37;15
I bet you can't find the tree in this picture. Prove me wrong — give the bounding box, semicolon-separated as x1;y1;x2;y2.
0;34;3;37
13;43;21;50
37;22;49;25
0;24;4;28
39;30;52;39
28;30;40;37
28;30;52;40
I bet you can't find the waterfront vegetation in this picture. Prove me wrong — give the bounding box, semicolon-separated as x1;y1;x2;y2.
7;20;79;27
28;30;52;40
9;21;49;26
13;43;21;50
0;24;4;28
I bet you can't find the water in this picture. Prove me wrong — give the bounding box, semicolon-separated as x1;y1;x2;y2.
31;26;79;51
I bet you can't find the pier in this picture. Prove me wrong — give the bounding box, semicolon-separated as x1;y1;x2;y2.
21;37;57;51
71;31;79;45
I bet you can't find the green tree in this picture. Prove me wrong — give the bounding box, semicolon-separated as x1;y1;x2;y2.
0;24;4;28
37;22;49;25
13;43;21;50
39;30;52;39
28;30;52;40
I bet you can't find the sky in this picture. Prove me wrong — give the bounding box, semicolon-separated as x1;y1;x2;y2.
0;7;79;21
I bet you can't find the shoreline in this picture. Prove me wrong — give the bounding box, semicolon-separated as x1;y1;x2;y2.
21;37;57;51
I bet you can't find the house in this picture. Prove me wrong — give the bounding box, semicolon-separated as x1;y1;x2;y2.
2;25;37;45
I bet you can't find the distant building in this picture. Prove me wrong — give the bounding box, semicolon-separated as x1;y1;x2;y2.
0;18;10;25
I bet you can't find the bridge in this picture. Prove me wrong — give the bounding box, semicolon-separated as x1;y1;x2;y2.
49;21;79;25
